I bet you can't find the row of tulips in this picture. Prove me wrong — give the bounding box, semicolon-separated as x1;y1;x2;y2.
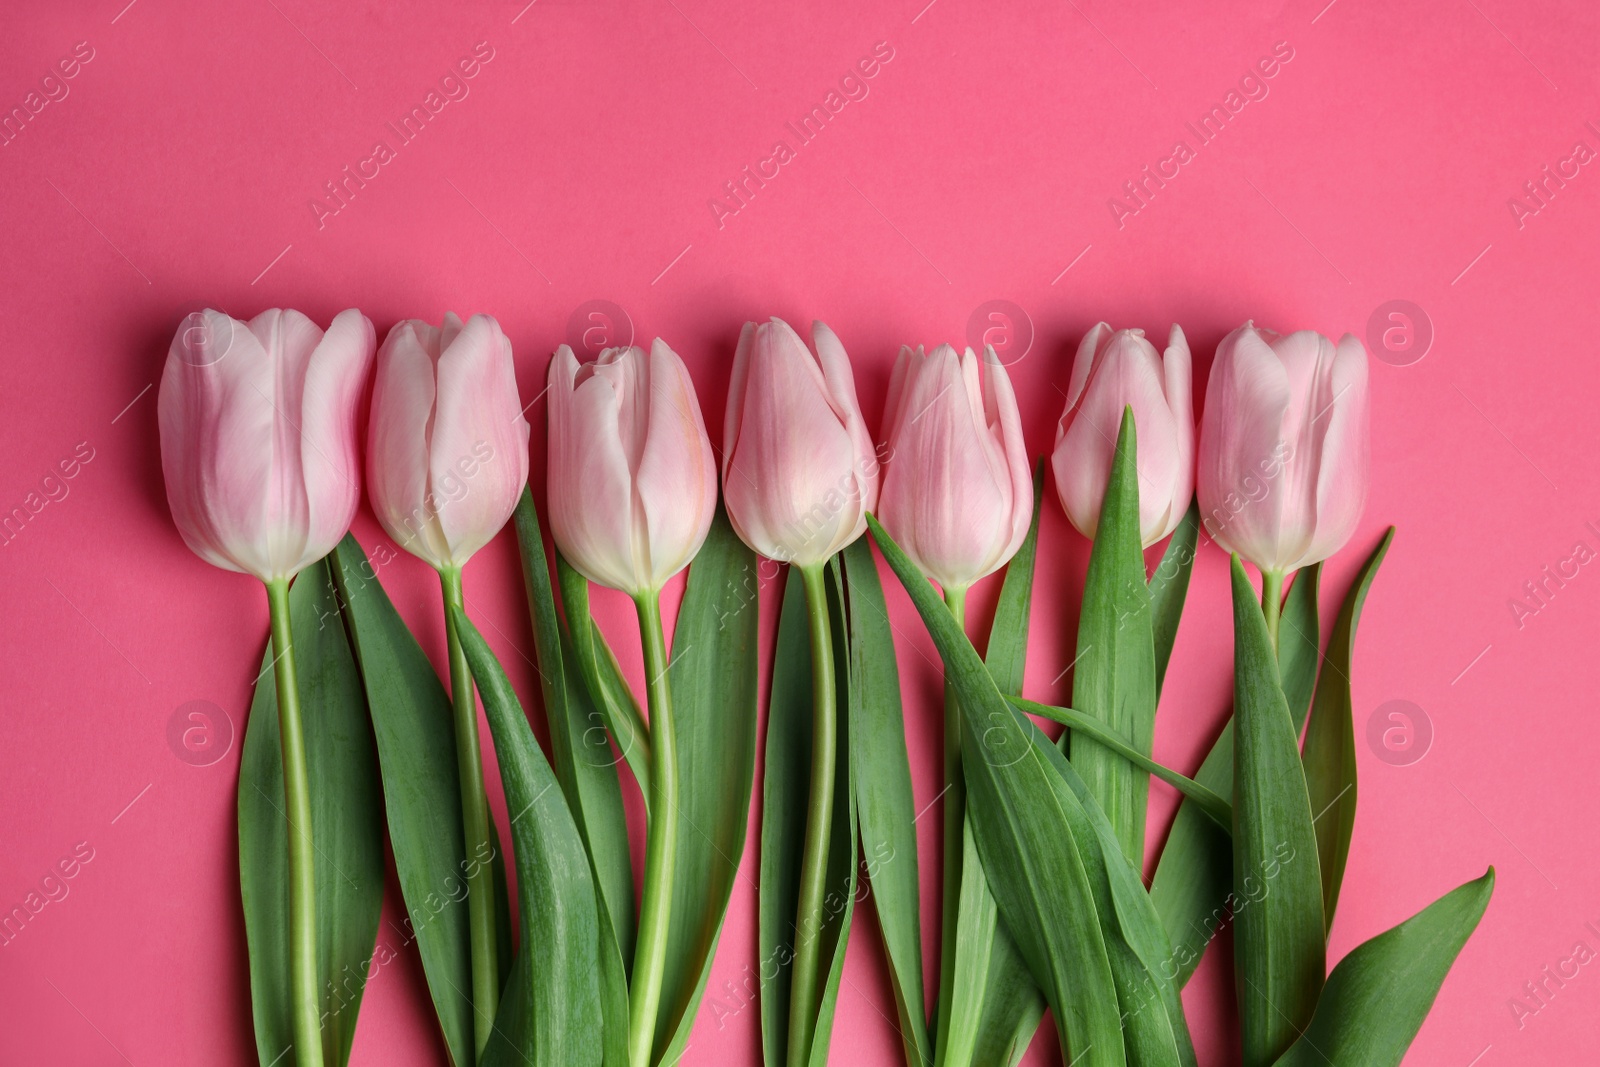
159;304;1483;1067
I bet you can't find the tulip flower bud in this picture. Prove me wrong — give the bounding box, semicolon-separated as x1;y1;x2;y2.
877;344;1032;591
722;318;880;567
1197;321;1369;573
367;312;530;571
1052;322;1193;547
158;307;375;582
547;339;718;596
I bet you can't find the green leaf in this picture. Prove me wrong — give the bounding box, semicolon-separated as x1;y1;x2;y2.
452;605;603;1067
557;549;652;810
1277;565;1322;729
1010;697;1232;831
868;515;1125;1067
651;512;762;1065
760;568;813;1066
1070;408;1159;867
842;539;932;1067
330;538;478;1065
1148;725;1232;987
1301;530;1393;934
808;560;859;1066
761;563;860;1067
1148;561;1320;987
969;462;1047;1067
512;488;636;963
1273;869;1494;1067
1148;500;1199;694
239;557;384;1067
1229;556;1325;1067
1024;718;1198;1067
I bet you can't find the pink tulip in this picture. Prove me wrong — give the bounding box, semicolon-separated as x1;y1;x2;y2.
547;339;718;596
722;318;880;567
1052;323;1193;547
367;313;530;571
1197;321;1369;574
158;307;375;581
877;344;1032;591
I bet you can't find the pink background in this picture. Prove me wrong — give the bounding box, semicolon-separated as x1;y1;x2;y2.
3;0;1598;1063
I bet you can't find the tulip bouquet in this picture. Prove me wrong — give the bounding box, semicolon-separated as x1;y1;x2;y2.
157;306;1489;1067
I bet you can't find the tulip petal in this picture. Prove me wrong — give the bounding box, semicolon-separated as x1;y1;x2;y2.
878;345;1012;589
722;321;859;566
1198;324;1294;568
298;308;374;569
431;314;530;566
1301;334;1369;568
983;345;1034;565
1062;321;1112;415
369;321;448;564
636;339;717;585
548;346;642;592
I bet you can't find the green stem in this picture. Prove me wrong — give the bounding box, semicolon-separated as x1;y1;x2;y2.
440;568;499;1059
266;578;324;1067
1261;569;1285;655
786;562;838;1067
629;589;678;1067
933;584;968;1064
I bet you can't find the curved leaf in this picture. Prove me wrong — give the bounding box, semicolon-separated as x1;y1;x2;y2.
652;512;761;1065
513;488;636;964
1273;869;1493;1067
331;537;480;1065
1301;530;1393;933
869;515;1125;1067
1149;558;1319;987
1229;556;1324;1067
1070;409;1158;868
1011;698;1231;830
557;549;652;810
239;557;384;1067
1148;500;1199;694
452;606;602;1067
843;538;932;1067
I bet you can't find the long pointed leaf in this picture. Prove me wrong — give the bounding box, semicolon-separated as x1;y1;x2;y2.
330;537;480;1065
1026;718;1198;1067
453;606;602;1067
239;557;384;1067
969;462;1047;1067
807;560;859;1065
1011;697;1232;830
760;568;814;1067
1070;408;1158;867
869;515;1125;1067
1273;869;1493;1067
1149;560;1319;986
1229;556;1324;1067
513;488;636;963
1277;565;1322;728
652;512;761;1064
557;549;652;810
1148;501;1199;694
843;539;932;1067
1301;530;1393;933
